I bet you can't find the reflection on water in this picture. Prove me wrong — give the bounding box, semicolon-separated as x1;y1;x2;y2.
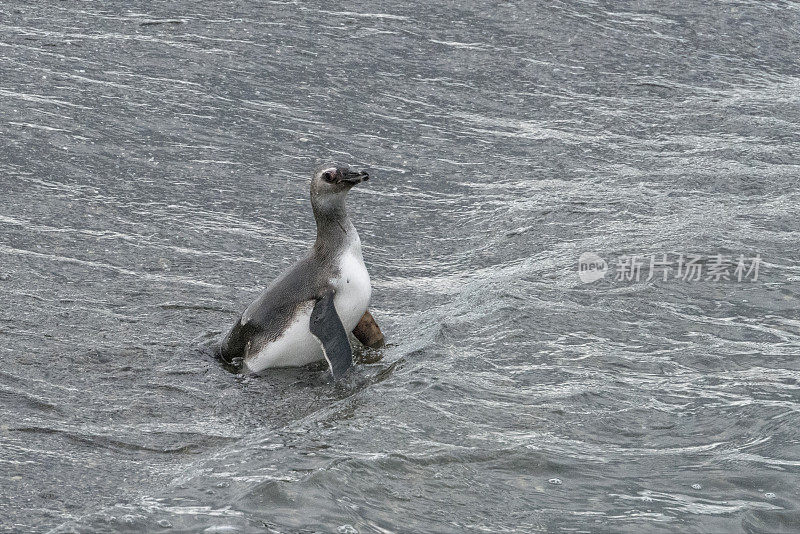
1;0;799;532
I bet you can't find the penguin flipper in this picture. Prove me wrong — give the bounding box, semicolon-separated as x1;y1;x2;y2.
310;291;352;381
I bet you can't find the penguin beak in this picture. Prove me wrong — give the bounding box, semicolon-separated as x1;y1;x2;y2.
341;169;369;185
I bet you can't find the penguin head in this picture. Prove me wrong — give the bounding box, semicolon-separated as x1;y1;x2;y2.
310;163;369;215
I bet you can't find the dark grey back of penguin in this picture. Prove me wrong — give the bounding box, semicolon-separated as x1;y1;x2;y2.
217;252;331;363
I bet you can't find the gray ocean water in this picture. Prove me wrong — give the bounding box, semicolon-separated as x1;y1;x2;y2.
1;1;799;532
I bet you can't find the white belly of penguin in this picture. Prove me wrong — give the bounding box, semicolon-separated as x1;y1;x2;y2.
244;248;371;372
332;249;372;332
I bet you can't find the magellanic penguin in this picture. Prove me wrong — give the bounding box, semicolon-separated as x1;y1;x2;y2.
217;163;383;380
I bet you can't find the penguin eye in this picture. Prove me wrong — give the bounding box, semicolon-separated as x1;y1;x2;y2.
323;171;336;183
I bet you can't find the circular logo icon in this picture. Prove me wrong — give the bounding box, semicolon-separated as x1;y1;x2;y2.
578;252;607;283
